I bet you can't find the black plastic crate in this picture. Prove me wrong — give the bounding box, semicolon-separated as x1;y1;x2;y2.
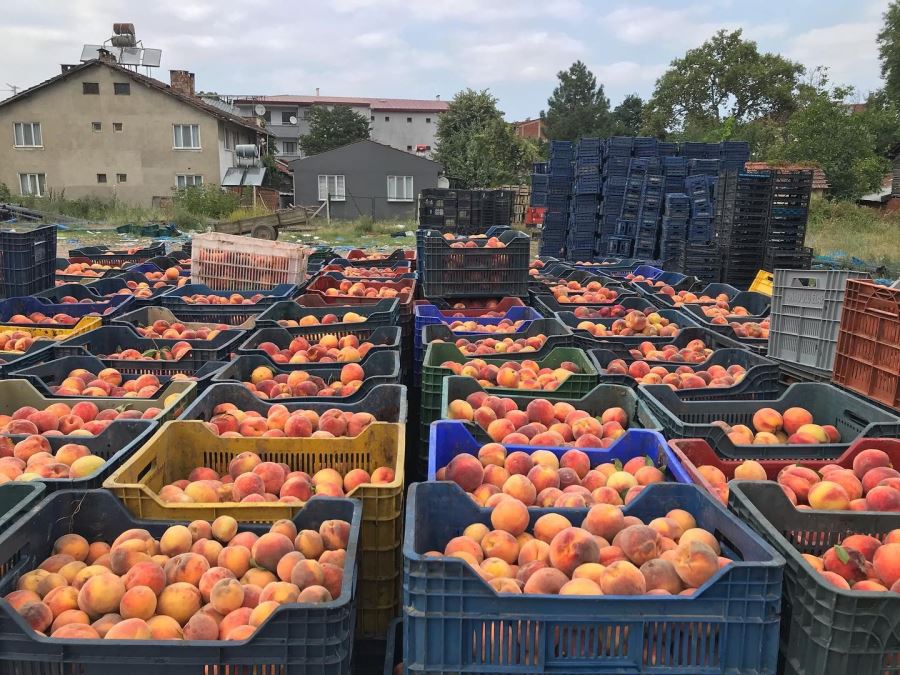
0;225;56;298
0;489;361;675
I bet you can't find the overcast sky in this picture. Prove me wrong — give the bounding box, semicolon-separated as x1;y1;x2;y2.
1;0;891;119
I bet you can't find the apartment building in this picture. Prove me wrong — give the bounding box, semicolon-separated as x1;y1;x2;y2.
0;59;269;206
230;94;448;161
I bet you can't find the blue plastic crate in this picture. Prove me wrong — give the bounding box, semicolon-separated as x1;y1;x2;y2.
428;422;691;483
403;481;784;675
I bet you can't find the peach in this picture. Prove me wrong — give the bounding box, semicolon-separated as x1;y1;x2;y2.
600;560;646;595
490;498;529;536
251;533;295;573
523;567;568;594
549;527;600;576
119;586;157;620
808;481;851;510
481;530;520;564
782;407;813;435
672;541;719;587
873;543;900;587
157;582;202;626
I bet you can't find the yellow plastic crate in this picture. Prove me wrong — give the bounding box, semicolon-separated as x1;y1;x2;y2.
104;419;405;638
750;269;774;296
0;378;196;422
0;316;101;339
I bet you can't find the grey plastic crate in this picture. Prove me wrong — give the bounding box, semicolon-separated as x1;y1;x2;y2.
767;269;870;375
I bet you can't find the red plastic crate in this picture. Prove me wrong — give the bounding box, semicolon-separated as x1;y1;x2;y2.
668;436;900;504
831;279;899;411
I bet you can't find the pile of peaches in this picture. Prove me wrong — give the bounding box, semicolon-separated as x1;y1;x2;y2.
156;450;394;504
428;499;731;597
803;533;900;592
0;436;104;482
321;280;409;299
436;335;547;357
242;363;367;400
205;401;378;439
272;312;367;328
3;515;351;640
133;320;228;340
1;401;166;437
575;308;680;338
548;281;619;304
721;407;840;446
438;358;581;391
254;334;378;364
447;393;629;448
44;368;164;398
438;443;666;508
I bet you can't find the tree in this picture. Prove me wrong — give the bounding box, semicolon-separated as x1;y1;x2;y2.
612;95;644;136
644;29;804;136
299;105;370;156
434;89;539;187
775;85;888;200
541;61;612;140
878;1;900;105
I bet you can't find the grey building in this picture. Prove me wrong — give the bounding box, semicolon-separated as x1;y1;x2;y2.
291;139;442;220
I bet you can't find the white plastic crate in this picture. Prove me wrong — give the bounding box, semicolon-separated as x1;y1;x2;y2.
190;232;308;290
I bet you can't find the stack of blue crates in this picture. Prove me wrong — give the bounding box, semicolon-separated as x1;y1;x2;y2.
540;141;574;257
659;193;689;265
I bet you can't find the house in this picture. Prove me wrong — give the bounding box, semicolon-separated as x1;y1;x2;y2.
230;93;448;161
744;162;830;198
513;118;545;141
0;57;269;206
290;139;443;220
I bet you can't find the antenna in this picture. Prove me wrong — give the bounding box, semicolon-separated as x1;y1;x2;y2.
80;23;162;75
254;104;267;116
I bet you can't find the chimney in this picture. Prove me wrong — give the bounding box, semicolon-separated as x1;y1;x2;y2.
96;48;117;65
315;87;320;97
60;64;77;74
170;70;196;97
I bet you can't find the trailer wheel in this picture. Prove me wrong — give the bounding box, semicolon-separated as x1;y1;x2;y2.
251;224;278;240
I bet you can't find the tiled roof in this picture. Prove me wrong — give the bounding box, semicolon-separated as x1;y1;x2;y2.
744;162;830;190
0;61;270;136
233;94;448;112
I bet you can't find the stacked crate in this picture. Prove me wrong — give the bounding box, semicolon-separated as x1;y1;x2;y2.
764;169;813;271
659;193;690;266
539;141;574;257
716;170;774;289
566;138;602;261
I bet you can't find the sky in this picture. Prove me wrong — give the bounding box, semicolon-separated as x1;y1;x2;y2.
0;0;892;120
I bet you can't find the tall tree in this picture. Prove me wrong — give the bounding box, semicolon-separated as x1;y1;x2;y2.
644;29;804;136
299;106;370;156
776;84;888;200
541;61;612;140
612;94;644;136
878;1;900;106
434;89;538;187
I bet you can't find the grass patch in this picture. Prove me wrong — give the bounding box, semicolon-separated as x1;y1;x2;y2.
806;199;900;274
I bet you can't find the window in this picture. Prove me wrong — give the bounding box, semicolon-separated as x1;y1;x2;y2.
173;124;200;149
426;117;431;123
19;173;45;197
176;175;203;188
114;82;130;95
317;175;345;201
113;122;123;132
407;117;412;123
116;173;127;183
82;82;99;95
97;173;107;184
281;111;294;125
387;175;413;201
13;122;42;147
384;116;390;122
92;122;102;132
282;141;297;155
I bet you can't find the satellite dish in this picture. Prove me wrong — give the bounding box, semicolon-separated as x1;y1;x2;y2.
254;104;266;116
289;116;298;125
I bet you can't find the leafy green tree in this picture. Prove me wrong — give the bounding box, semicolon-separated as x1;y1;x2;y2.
776;85;888;200
299;105;371;156
434;89;538;187
541;61;612;140
878;1;900;106
612;94;644;136
644;29;804;136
